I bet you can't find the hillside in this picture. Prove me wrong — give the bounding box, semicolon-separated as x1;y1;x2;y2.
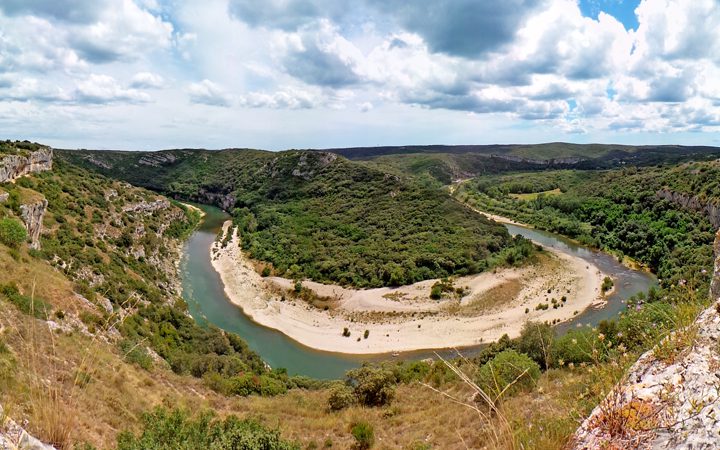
320;143;720;184
59;148;535;288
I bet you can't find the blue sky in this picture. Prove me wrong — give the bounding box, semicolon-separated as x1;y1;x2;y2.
0;0;719;150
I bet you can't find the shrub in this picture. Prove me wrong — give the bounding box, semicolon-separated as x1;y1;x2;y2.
117;407;299;450
0;217;27;248
350;422;374;449
475;350;540;401
346;366;396;407
552;328;599;366
342;327;351;337
516;322;555;369
602;276;614;293
327;384;355;411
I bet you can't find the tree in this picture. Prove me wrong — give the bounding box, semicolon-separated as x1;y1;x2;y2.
0;218;27;248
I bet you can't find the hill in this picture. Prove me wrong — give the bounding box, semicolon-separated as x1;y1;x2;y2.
58;148;535;287
318;143;720;184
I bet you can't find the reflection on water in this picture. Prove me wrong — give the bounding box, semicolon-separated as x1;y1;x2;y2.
181;205;656;379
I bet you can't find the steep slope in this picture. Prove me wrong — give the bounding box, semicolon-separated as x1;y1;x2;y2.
59;148;536;288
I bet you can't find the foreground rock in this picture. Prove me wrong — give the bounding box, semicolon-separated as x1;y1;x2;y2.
0;405;55;450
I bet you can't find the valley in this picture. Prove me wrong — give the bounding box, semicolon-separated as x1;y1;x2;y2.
0;141;716;449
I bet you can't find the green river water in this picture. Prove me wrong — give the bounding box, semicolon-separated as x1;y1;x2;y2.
181;204;656;379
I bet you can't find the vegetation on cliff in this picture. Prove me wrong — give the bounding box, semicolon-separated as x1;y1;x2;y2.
60;149;537;287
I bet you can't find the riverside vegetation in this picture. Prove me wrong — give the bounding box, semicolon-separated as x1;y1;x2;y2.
1;142;719;448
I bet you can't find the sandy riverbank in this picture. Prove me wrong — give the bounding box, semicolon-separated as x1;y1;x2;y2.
210;220;608;354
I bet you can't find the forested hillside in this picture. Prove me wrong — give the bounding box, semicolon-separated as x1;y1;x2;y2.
456;166;717;291
59;149;535;287
326;143;720;184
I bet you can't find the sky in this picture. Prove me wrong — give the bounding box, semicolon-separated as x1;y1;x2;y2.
1;0;720;150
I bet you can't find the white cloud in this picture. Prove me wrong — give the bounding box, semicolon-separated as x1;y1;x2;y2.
130;72;164;89
75;74;150;103
187;79;232;107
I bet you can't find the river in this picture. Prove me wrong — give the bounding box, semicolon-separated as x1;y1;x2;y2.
180;204;656;379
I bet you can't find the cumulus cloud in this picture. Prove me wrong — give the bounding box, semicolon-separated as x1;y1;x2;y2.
130;72;164;89
0;0;108;24
187;79;232;107
74;74;150;103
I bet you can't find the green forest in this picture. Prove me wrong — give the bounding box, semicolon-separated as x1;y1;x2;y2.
61;149;537;287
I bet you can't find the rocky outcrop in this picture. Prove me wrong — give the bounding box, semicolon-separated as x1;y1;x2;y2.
490;154;585;166
571;229;720;449
656;188;720;227
0;405;55;450
138;152;177;167
122;199;170;214
0;147;53;183
290;152;338;180
196;189;236;210
19;199;47;250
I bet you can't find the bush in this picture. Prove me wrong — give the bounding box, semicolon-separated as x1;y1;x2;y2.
327;384;355;411
552;328;599;366
0;217;27;248
475;350;540;401
515;322;555;369
117;407;299;450
346;366;396;407
350;422;374;449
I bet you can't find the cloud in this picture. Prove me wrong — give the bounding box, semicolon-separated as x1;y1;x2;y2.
228;0;327;30
0;0;107;24
187;79;232;107
371;0;545;58
130;72;164;89
239;87;317;109
279;20;363;87
74;74;150;103
0;77;70;102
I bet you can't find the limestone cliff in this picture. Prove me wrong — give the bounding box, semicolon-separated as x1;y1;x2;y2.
20;198;48;250
0;147;53;183
656;188;720;228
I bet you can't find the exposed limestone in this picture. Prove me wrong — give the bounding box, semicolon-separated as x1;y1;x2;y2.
0;147;53;183
19;199;47;250
571;229;720;449
657;188;720;228
291;152;338;180
491;154;585;166
196;189;235;210
0;192;7;203
138;152;177;167
0;405;55;450
122;199;170;214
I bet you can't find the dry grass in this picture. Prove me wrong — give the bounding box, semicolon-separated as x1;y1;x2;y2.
508;188;562;201
446;279;524;316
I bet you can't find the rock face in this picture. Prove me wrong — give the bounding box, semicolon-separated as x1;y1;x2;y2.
121;199;170;214
491;154;586;166
0;405;55;450
0;147;53;183
20;199;48;250
571;229;720;449
656;188;720;227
